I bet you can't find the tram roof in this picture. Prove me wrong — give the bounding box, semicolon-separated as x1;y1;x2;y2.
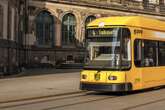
87;16;165;31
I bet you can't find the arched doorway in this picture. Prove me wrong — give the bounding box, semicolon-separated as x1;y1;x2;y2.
61;13;76;46
36;11;55;47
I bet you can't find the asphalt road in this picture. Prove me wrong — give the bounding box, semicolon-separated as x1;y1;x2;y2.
1;87;165;110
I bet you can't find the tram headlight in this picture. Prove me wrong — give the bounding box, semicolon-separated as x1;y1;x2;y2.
82;74;87;79
108;76;117;80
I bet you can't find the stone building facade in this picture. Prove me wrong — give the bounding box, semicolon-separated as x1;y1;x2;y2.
0;0;26;74
1;0;165;74
26;0;165;68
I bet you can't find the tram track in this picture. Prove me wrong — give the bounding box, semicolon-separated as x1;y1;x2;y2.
41;90;165;110
0;91;86;104
2;90;165;110
43;95;118;110
122;97;165;110
0;91;89;109
0;91;120;110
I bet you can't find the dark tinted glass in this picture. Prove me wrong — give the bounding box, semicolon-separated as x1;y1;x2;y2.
159;42;165;66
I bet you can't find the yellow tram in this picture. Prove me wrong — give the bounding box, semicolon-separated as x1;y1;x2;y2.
80;16;165;92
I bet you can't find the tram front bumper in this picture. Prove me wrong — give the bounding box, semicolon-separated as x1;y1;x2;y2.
80;82;132;92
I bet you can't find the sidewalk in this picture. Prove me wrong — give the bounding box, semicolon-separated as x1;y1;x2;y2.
0;69;81;103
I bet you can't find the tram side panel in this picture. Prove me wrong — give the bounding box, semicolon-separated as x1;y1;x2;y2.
126;27;143;91
129;28;165;90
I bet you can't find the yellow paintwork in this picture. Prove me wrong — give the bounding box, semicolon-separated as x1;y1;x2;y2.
82;16;165;91
87;16;165;32
81;70;126;83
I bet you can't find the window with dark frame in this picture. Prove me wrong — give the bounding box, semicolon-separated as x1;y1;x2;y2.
134;39;142;67
36;11;55;47
158;42;165;66
143;40;157;67
62;13;76;46
134;39;164;67
121;28;131;69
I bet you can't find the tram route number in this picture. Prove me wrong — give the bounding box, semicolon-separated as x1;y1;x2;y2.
134;29;143;34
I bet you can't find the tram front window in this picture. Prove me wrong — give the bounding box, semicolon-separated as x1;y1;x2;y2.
84;28;131;70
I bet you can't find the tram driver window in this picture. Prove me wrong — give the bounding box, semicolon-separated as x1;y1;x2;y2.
121;28;131;68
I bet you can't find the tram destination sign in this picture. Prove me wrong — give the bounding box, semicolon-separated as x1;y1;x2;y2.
87;28;118;38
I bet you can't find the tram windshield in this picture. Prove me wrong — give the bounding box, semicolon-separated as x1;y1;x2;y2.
84;28;131;70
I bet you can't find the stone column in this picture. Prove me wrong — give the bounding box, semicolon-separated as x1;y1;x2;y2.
75;11;82;47
11;7;15;41
56;8;63;47
55;18;61;47
2;1;8;40
0;5;3;38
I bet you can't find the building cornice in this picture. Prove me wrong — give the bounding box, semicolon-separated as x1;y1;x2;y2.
45;0;165;17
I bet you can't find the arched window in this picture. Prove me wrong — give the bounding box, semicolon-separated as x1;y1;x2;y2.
0;5;3;38
85;15;96;40
62;13;76;46
85;15;96;27
36;11;55;47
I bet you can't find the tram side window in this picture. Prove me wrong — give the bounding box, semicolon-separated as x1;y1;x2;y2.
158;42;165;66
134;40;157;67
134;40;142;67
143;40;157;67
